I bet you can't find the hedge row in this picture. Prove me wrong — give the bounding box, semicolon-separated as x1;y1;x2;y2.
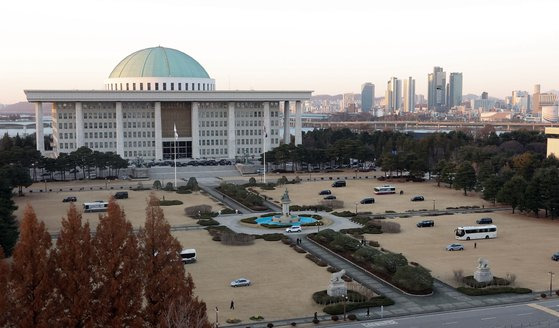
457;287;532;296
322;296;395;315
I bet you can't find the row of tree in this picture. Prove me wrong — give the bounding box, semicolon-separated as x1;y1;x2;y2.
0;196;210;327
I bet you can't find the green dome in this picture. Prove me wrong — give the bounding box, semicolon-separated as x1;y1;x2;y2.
109;47;210;79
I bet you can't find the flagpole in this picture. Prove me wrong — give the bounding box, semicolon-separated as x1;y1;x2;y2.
174;124;178;190
263;126;267;184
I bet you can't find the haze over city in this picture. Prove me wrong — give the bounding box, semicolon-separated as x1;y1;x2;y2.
1;0;559;104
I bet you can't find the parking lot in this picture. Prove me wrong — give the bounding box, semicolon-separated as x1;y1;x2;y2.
369;211;559;292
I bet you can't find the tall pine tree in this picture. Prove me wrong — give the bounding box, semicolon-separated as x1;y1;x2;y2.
9;205;53;327
0;174;18;256
50;204;94;327
0;247;10;326
91;199;143;327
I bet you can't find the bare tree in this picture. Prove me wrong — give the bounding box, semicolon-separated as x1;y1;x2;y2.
164;295;212;328
453;269;464;285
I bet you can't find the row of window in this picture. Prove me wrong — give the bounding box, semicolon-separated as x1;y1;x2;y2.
200;130;227;137
236;120;263;127
125;121;155;129
200;139;227;146
58;113;75;120
236;147;262;154
85;122;113;129
58;123;74;130
84;112;116;120
201;148;228;156
86;132;115;139
123;112;154;119
236;138;263;145
124;131;154;138
124;150;155;158
109;82;214;92
200;121;227;128
124;141;155;148
59;142;75;150
60;133;74;140
84;142;115;149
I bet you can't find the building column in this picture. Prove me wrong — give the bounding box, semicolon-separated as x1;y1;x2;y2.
75;102;84;148
154;102;163;160
283;101;290;144
35;102;44;154
191;102;199;159
263;102;271;151
295;100;302;145
115;102;124;157
227;102;236;160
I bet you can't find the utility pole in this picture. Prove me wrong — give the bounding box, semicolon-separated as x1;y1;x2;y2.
549;271;555;296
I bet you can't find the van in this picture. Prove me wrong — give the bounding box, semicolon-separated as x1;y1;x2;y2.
114;191;128;199
180;249;197;263
332;180;346;188
476;217;493;224
360;197;375;204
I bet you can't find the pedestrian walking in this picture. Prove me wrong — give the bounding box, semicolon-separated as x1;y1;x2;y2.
474;242;477;249
230;300;234;310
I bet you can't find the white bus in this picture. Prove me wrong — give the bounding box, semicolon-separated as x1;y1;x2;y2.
180;249;197;264
83;201;109;213
374;185;396;195
455;225;497;240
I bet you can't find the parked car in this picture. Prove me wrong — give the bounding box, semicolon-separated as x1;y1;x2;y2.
552;252;559;261
285;226;302;233
319;190;332;195
230;278;251;287
114;191;128;199
324;195;337;200
62;196;77;203
411;195;425;202
360;197;375;204
332;180;346;188
416;220;434;228
446;243;464;251
476;217;493;224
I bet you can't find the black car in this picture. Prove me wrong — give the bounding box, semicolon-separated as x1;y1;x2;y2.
332;180;346;188
360;197;375;204
319;190;332;195
476;217;493;224
114;191;129;199
324;195;337;200
416;220;434;228
62;196;77;203
411;195;425;202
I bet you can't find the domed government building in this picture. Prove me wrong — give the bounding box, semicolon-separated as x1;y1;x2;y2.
25;47;311;160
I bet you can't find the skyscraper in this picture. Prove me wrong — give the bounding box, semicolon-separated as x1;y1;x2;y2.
448;72;463;108
386;77;401;114
428;66;446;112
361;83;375;113
342;93;355;112
403;77;415;113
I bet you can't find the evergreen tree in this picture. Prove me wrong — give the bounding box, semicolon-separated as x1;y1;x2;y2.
0;174;18;256
497;175;527;214
50;204;94;327
0;247;10;326
91;199;143;327
454;162;476;195
481;175;503;205
9;205;53;327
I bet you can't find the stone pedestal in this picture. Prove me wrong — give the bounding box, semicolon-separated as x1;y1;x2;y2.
327;269;347;297
474;258;493;283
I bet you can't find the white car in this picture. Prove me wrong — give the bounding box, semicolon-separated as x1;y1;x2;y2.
285;226;302;233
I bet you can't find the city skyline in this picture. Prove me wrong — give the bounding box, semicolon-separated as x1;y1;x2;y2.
1;0;559;104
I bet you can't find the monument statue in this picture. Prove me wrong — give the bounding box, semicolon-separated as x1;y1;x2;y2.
272;189;298;224
473;257;493;283
327;269;347;297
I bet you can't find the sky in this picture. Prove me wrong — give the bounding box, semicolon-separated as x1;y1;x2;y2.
1;0;559;104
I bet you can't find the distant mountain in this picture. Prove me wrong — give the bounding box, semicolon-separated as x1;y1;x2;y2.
312;94;343;101
0;102;51;114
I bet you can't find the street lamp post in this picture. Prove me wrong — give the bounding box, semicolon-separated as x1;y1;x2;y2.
343;295;348;320
355;202;359;215
43;177;47;192
549;271;555;296
432;200;436;211
215;306;219;327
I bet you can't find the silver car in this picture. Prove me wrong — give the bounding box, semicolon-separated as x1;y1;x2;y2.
446;243;464;251
230;278;251;287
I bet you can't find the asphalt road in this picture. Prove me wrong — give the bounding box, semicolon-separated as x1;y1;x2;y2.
329;299;559;328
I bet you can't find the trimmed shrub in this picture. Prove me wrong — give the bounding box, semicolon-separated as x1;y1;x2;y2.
320;199;344;209
163;182;174;191
354;247;382;263
329;234;361;253
220;232;255;246
248;177;257;186
331;315;339;321
197;218;219;226
260;212;281;217
185;177;199;191
185;205;212;217
291;322;297;326
226;318;241;324
290;204;333;212
293;246;306;253
267;323;274;328
261;233;284;241
457;287;532;296
368;240;380;247
176;186;192;194
347;314;357;321
380;221;401;233
392;265;433;293
249;315;264;321
221;208;236;214
152;180;162;190
159;199;183;206
312;319;319;324
241;217;258;224
322;296;395;315
327;266;340;273
332;211;356;217
462;276;511;288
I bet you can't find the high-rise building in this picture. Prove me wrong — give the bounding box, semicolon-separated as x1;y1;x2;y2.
361;83;375;113
403;77;415;113
428;67;447;112
386;77;401;114
481;91;488;100
448;72;463;108
511;91;530;113
342;93;355;112
532;84;557;113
